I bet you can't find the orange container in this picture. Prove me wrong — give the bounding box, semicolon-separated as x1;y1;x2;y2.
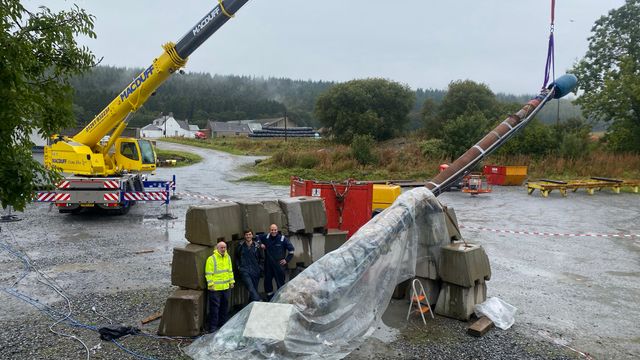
483;165;527;186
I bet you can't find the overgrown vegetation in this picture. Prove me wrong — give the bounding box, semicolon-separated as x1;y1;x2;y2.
183;137;640;186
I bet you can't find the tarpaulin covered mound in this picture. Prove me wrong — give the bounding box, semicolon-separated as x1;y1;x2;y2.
185;187;449;359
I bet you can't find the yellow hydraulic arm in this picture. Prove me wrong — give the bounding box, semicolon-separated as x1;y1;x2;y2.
45;0;250;176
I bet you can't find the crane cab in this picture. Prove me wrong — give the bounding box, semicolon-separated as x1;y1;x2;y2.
113;138;157;173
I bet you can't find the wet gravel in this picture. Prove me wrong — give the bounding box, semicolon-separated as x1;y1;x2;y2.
347;314;579;360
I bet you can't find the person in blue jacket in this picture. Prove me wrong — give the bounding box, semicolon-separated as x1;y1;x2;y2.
258;224;294;299
235;229;263;303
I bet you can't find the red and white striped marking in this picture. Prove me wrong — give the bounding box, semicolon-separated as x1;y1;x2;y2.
57;181;70;189
176;192;234;203
36;192;71;202
459;225;640;239
123;191;167;201
103;180;120;189
103;193;119;202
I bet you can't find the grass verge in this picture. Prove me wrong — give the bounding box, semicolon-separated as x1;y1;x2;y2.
155;149;202;167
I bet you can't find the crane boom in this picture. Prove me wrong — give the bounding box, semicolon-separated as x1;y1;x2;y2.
40;0;250;215
72;0;249;150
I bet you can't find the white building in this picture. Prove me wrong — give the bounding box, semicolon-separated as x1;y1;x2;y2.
140;114;195;138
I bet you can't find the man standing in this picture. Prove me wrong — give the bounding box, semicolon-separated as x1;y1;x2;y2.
259;224;294;300
235;229;263;303
205;241;234;333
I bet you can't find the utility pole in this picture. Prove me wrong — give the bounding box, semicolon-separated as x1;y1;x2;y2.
284;111;288;142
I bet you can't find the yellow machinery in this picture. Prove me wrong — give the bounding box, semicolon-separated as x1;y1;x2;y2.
372;184;401;210
40;0;250;213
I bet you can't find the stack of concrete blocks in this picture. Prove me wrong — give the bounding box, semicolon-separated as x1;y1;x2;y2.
159;197;336;336
396;206;457;304
403;205;488;319
159;201;243;336
277;197;328;272
435;242;491;321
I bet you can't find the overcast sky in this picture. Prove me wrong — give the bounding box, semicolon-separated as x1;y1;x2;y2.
32;0;624;94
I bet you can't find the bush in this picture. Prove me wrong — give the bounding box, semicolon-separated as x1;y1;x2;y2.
420;139;446;158
350;134;377;165
297;153;320;169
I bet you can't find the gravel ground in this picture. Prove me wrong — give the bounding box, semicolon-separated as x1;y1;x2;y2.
348;315;578;360
0;287;579;360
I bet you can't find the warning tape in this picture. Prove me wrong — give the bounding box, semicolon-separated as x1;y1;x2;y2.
176;191;235;203
459;225;640;239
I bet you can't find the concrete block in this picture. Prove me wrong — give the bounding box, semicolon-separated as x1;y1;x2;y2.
439;242;491;287
324;229;349;253
261;200;288;234
278;197;327;234
171;244;212;290
238;201;271;233
443;206;462;241
288;234;312;269
415;257;439;280
435;281;487;321
185;202;242;246
158;289;205;336
414;212;451;280
310;233;325;263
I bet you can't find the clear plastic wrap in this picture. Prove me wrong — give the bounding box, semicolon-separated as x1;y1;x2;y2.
185;187;449;359
474;297;517;330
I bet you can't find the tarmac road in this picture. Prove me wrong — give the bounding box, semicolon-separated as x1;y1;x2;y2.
0;142;638;359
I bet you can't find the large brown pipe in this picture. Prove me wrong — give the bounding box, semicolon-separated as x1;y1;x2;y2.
425;74;577;196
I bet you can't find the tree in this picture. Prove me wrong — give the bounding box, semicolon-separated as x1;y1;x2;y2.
420;98;441;137
571;0;640;152
420;79;501;139
441;111;491;158
1;2;96;211
438;80;501;123
314;78;414;144
497;119;556;157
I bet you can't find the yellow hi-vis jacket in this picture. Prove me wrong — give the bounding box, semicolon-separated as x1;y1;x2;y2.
205;249;235;291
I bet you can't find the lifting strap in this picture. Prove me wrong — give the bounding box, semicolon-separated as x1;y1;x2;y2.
542;0;556;89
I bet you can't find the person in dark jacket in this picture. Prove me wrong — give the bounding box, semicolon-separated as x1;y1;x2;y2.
235;229;263;303
258;224;294;299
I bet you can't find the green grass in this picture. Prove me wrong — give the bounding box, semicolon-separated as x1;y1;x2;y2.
155;149;202;167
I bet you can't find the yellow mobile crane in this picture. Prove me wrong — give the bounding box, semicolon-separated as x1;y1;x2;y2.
39;0;250;214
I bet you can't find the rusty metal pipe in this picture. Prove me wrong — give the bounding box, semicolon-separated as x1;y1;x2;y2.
426;74;577;196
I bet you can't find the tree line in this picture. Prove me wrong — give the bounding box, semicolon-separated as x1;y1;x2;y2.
69;66;582;131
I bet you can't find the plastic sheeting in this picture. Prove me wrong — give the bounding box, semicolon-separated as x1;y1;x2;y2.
185;187;449;359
